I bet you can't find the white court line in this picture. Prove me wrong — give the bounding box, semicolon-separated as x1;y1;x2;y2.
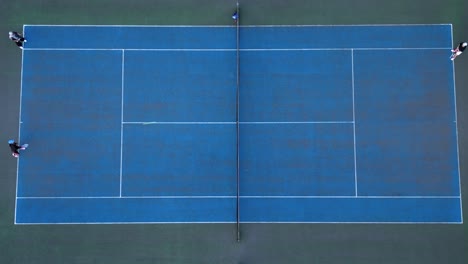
351;49;358;197
241;221;462;224
14;25;26;225
241;121;353;124
16;221;236;225
24;25;234;27
242;195;461;199
123;121;353;125
119;50;125;198
24;24;451;27
15;221;462;225
17;196;236;199
242;47;451;51
127;49;235;52
14;221;462;225
25;48;127;51
24;47;450;51
16;195;459;199
450;24;464;223
123;121;236;125
24;48;236;51
242;24;452;27
18;196;121;199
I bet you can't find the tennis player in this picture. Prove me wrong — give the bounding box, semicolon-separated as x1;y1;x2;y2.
232;11;238;23
8;31;27;49
8;140;28;158
451;42;467;60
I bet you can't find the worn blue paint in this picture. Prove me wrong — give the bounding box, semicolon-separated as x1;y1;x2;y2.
16;25;460;224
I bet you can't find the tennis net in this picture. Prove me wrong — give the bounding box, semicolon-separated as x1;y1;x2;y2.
235;1;241;242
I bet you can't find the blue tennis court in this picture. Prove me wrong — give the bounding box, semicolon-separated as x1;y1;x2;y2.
16;24;462;224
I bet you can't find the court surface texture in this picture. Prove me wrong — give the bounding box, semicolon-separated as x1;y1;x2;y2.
15;24;462;224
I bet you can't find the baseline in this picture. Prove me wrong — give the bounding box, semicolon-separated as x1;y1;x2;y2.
16;195;460;199
23;47;450;51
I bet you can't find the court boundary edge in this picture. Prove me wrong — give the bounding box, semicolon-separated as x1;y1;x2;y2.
16;195;461;199
450;24;464;223
23;48;452;51
14;221;463;225
13;25;26;225
23;24;452;27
